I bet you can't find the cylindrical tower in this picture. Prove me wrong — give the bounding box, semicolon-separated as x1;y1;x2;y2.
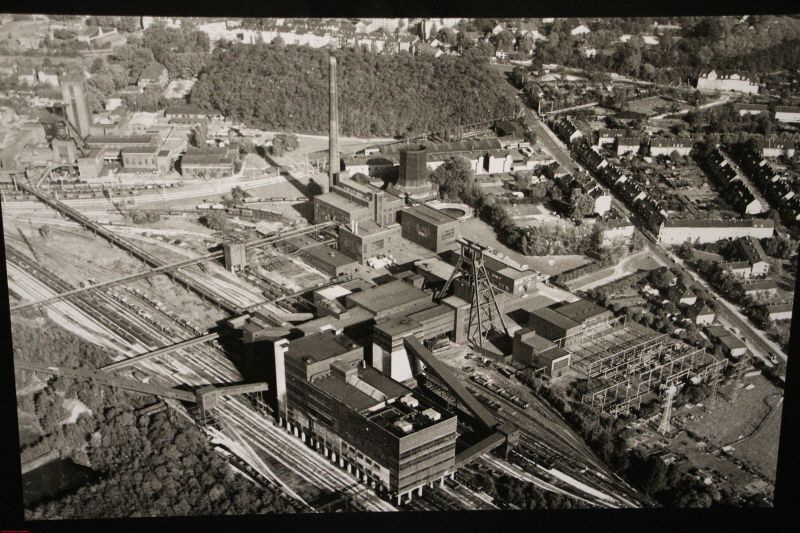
399;144;428;189
328;55;339;191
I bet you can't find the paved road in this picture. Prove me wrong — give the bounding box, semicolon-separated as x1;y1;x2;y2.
509;82;786;366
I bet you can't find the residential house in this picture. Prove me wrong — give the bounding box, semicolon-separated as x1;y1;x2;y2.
595;128;625;146
695;305;716;325
696;70;759;94
733;103;768;116
762;138;796;158
774;106;800;124
763;303;792;321
552;117;582;144
741;279;780;298
137;62;169;89
737;236;770;277
649;137;694;157
616;136;641;156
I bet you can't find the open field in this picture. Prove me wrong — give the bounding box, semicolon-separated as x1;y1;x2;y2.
683;374;783;482
566;250;663;291
625;96;689;117
460;218;591;276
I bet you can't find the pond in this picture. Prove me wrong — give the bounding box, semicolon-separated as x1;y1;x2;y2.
22;458;98;508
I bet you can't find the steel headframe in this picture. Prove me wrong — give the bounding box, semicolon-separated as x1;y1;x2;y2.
439;239;509;349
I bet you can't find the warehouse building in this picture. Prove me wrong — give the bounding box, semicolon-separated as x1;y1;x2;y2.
400;205;459;253
527;299;613;347
512;329;572;379
180;146;237;178
299;243;360;278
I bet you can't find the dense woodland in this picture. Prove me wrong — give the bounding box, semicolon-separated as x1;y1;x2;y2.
532;16;800;86
13;319;294;518
189;43;518;137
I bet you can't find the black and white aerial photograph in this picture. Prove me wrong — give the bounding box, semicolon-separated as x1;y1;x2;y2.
0;5;798;529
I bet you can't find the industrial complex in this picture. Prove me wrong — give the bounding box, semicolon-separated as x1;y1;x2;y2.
5;14;791;517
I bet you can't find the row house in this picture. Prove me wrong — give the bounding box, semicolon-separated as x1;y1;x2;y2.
737;149;800;223
552;117;582;144
706;148;764;215
761;138;796;158
649;137;694;157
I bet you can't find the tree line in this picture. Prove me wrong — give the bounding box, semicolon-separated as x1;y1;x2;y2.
189;42;518;137
13;318;295;518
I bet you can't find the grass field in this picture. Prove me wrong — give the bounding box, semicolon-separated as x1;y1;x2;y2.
684;375;783;482
625;96;689;117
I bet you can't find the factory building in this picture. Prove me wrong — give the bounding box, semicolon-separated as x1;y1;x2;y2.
77;149;104;179
315;173;405;227
657;219;774;245
512;329;571;379
344;138;513;178
270;332;458;501
299;243;360;278
400;205;459;253
338;220;402;263
180;146;237;178
527;299;614;347
120;145;171;173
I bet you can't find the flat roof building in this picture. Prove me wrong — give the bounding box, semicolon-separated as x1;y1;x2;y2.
400;205;459;253
274;331;458;501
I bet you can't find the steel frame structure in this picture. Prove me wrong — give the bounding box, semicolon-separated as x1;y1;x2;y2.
439;239;509;349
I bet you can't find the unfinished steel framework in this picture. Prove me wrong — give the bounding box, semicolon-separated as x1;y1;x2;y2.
564;320;729;416
581;340;728;416
439;239;509;349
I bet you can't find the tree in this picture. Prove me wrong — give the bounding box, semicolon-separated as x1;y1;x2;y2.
271;133;299;157
90;57;105;74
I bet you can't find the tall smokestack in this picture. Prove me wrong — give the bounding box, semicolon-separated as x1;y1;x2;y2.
272;338;288;423
329;55;339;191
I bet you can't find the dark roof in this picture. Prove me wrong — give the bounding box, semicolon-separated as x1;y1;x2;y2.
738;236;769;264
402;204;458;226
301;244;357;268
86;135;153;145
286;331;360;365
315;374;378;412
775;106;800;113
358;367;410;400
649;137;694;148
516;328;556;352
139;61;167;81
764;303;792;314
529;306;580;331
379;138;502;157
733;103;768;111
165;104;209;116
741;279;780;291
121;145;159;154
181;154;234;166
552;299;609;323
347;279;430;315
663;219;774;229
